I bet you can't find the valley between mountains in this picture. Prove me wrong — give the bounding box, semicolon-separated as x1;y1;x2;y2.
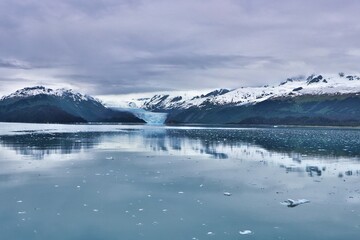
1;73;360;126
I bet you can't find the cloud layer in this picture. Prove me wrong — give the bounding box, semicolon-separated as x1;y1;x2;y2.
0;0;359;96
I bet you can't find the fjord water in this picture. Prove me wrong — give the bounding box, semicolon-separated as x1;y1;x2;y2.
0;123;359;239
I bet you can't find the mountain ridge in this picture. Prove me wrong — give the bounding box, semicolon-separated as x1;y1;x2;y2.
0;86;145;124
126;73;360;111
3;72;360;126
116;73;360;126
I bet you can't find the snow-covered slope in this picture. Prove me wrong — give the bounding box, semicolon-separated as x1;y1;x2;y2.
128;74;360;111
0;86;144;124
1;86;97;103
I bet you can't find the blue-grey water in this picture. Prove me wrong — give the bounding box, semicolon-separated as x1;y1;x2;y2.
0;123;359;239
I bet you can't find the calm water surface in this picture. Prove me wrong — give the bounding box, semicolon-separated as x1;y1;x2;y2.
0;123;359;239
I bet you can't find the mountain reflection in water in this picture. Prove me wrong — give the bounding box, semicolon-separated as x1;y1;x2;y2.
1;124;360;240
1;126;360;178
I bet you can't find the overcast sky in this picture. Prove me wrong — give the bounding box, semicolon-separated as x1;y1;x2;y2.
0;0;359;96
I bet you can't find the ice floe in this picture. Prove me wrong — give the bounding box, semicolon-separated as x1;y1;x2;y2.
239;230;252;235
281;199;310;207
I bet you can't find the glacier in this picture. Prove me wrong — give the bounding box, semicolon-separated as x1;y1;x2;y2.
110;107;167;125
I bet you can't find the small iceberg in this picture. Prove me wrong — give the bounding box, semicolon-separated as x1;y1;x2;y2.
281;199;310;208
223;192;232;196
239;230;252;235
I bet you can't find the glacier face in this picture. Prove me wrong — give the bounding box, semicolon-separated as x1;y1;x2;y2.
130;109;167;125
110;107;167;125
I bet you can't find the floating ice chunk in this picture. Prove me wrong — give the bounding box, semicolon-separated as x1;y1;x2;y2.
239;230;252;235
106;156;113;160
207;231;214;235
138;208;144;211
93;209;99;212
178;191;184;194
281;199;310;208
17;200;23;203
223;192;232;196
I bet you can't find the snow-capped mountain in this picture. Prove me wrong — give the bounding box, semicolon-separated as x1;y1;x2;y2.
3;73;360;126
0;86;144;124
1;86;97;102
117;73;360;125
130;73;360;111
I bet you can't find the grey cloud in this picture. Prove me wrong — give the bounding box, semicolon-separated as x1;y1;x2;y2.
122;54;275;70
0;59;31;69
0;0;359;96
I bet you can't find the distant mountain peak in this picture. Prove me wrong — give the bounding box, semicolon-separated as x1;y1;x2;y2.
23;86;47;91
0;86;144;124
202;89;230;98
127;72;360;111
279;75;305;86
4;85;52;98
1;86;96;102
306;74;326;85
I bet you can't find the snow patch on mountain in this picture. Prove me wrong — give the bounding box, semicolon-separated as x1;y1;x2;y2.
1;86;98;102
98;89;210;109
126;73;360;111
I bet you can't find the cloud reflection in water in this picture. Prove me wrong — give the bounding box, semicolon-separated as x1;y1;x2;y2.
1;126;360;178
